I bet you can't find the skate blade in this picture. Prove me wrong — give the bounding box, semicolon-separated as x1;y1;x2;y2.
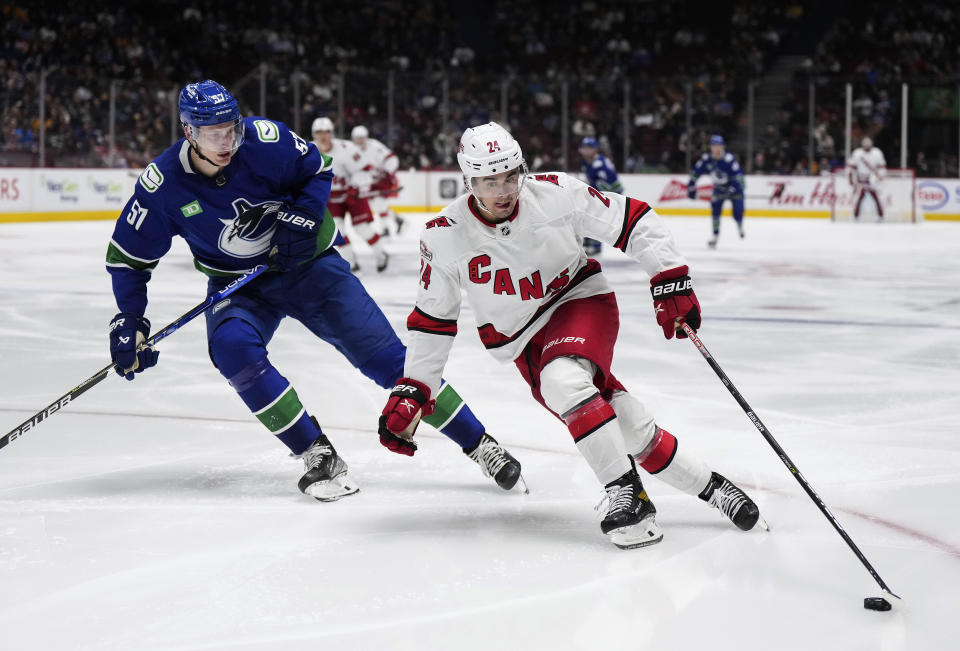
608;516;663;550
756;515;770;531
514;474;530;494
304;473;360;502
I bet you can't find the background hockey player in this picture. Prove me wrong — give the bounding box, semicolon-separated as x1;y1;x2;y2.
380;122;762;548
310;118;389;273
847;136;887;221
351;125;405;236
106;81;523;502
578;136;624;256
688;134;745;248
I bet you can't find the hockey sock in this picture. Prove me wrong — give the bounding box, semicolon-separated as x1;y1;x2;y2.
422;382;485;449
635;426;711;497
563;394;632;485
226;357;320;455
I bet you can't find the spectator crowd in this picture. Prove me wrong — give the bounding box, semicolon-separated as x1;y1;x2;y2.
2;1;957;175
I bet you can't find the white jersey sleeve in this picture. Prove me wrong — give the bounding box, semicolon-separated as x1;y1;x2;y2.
403;217;463;396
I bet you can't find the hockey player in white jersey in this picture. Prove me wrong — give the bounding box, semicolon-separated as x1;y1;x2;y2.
311;118;390;272
379;122;763;548
351;125;405;236
847;136;887;221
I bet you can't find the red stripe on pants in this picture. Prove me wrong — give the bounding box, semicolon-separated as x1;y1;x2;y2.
564;395;616;442
636;427;677;473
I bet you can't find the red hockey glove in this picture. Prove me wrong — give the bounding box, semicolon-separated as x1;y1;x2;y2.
346;186;360;200
650;265;701;340
379;378;435;456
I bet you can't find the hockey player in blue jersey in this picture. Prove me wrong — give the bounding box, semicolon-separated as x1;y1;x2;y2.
579;137;624;256
106;80;522;501
687;134;745;248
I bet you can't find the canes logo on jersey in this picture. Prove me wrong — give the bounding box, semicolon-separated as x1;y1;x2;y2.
218;199;279;258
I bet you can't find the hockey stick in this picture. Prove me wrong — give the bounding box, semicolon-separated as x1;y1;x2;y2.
1;264;268;452
679;322;900;600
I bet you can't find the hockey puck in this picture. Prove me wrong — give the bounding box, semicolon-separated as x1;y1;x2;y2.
863;597;891;611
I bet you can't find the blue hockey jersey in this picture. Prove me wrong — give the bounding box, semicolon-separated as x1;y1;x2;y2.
106;117;337;315
689;152;744;197
582;154;624;193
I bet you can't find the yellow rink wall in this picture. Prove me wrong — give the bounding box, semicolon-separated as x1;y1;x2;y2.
2;168;959;222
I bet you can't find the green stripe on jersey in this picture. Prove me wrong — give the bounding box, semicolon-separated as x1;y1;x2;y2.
318;152;334;173
422;382;465;430
314;206;339;253
106;241;160;272
255;386;305;433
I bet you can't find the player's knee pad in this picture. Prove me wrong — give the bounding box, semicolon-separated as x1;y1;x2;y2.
209;318;269;390
540;355;599;417
608;390;657;455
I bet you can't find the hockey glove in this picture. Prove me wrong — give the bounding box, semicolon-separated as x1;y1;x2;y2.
109;313;159;380
687;182;697;200
268;205;321;272
650;265;701;340
379;378;435;456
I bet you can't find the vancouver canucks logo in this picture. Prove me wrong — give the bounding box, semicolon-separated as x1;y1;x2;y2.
217;199;279;258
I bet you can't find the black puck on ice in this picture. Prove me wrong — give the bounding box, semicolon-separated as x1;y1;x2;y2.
864;597;892;611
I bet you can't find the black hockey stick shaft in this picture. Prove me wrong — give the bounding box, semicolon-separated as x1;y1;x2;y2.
1;264;268;451
680;322;900;599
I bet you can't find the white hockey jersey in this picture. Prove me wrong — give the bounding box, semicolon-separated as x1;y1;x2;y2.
404;172;687;396
848;146;886;187
356;137;399;179
315;138;371;203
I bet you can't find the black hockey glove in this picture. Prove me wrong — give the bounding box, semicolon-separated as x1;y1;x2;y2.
109;312;159;380
268;205;322;272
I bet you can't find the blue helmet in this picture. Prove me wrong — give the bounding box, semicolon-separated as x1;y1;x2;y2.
178;80;244;156
710;134;725;146
580;137;599;148
178;80;241;126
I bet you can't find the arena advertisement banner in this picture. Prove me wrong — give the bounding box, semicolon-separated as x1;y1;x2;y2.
914;178;960;221
2;169;959;222
0;169;137;222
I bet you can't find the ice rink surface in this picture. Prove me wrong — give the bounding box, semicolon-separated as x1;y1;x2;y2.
0;213;957;650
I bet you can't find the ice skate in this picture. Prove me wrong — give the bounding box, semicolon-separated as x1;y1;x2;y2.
349;262;360;273
707;234;718;249
599;468;662;549
395;214;406;235
376;250;390;272
737;224;745;239
465;433;526;492
698;471;763;531
297;418;359;501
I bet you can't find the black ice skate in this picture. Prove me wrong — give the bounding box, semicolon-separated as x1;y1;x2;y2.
698;472;762;531
376;250;390;272
707;234;719;249
297;417;359;501
600;468;663;549
465;433;526;492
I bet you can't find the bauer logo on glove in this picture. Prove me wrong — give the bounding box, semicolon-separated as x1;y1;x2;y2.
651;277;693;298
649;266;701;340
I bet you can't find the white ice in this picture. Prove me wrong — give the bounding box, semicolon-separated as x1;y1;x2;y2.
0;213;957;651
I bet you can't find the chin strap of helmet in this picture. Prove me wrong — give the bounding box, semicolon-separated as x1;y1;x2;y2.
187;138;228;185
